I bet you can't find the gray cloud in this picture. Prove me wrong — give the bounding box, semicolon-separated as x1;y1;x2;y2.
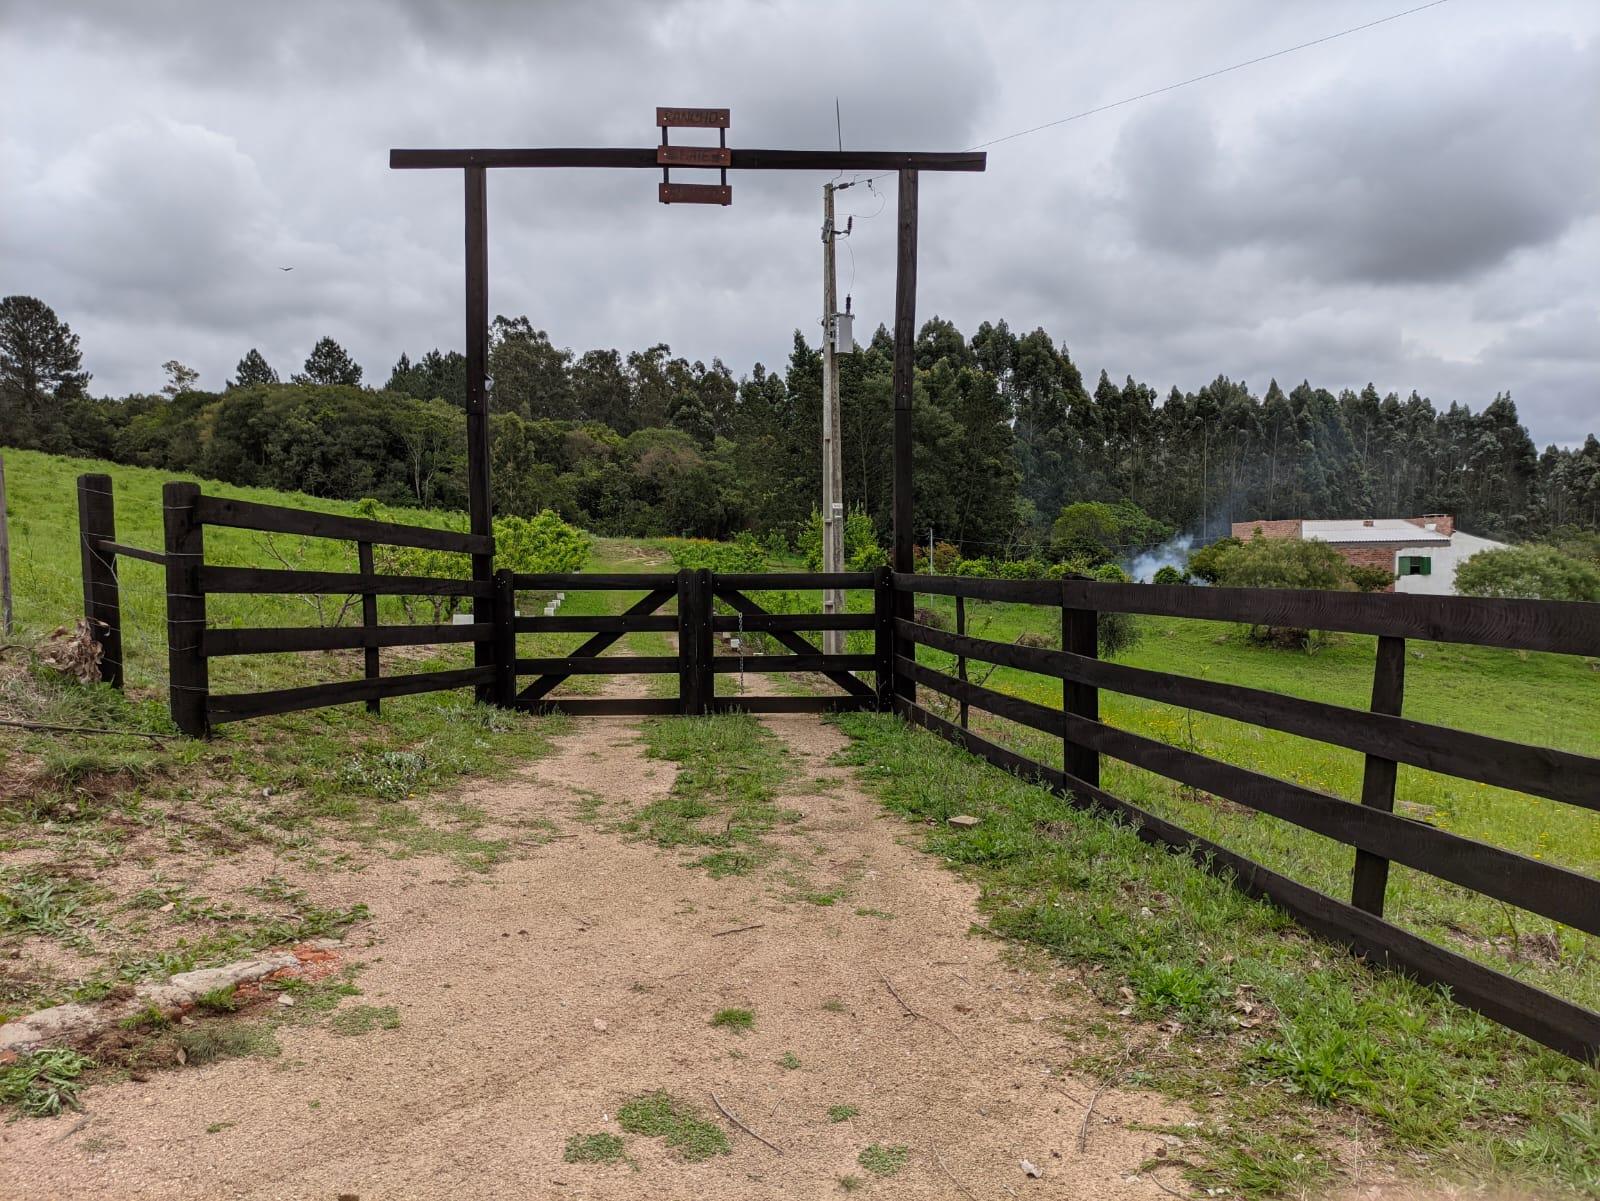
1;1;1595;446
1116;33;1600;285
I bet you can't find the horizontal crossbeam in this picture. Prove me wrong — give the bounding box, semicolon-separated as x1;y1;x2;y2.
391;148;985;172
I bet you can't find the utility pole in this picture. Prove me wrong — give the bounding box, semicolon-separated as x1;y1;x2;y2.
821;182;845;653
0;452;12;635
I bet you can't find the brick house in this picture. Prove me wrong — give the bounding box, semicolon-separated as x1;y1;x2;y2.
1227;515;1505;595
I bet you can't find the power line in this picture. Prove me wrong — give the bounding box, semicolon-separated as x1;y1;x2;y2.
967;0;1453;153
857;0;1452;184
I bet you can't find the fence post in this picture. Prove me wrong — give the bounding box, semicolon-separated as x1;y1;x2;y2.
493;567;517;708
358;541;380;714
162;482;208;737
695;568;716;713
77;473;124;689
0;452;13;637
1062;582;1099;788
676;569;698;715
955;592;969;730
1351;635;1406;915
872;565;894;712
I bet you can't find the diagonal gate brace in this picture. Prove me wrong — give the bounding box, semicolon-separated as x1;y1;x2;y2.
516;588;676;704
714;588;875;699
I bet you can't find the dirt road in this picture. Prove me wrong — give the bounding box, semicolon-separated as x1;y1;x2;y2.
2;679;1189;1200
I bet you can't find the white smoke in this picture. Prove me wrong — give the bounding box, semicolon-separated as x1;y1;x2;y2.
1125;534;1195;582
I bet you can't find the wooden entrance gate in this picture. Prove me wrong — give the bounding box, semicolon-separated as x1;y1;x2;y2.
508;569;886;717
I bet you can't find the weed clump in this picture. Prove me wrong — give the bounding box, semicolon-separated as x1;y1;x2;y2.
176;1022;279;1065
329;1004;400;1036
0;1048;93;1117
563;1132;629;1165
858;1144;909;1176
710;1006;754;1032
617;1090;730;1161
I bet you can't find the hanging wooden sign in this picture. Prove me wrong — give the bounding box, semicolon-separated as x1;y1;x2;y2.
656;107;730;128
657;106;732;205
657;144;732;167
658;182;732;206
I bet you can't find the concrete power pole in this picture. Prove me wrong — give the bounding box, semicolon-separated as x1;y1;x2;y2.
820;183;845;653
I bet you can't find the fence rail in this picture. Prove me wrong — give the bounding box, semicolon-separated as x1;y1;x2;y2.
72;473;1600;1061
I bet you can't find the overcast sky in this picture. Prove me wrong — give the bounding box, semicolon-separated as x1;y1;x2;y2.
3;1;1596;446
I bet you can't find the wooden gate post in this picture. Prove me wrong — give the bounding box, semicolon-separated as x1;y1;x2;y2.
872;565;894;711
1351;635;1406;914
77;473;124;689
890;167;918;711
358;541;381;714
677;569;699;715
464;164;495;706
1062;583;1099;788
162;482;208;737
695;568;715;713
493;567;517;708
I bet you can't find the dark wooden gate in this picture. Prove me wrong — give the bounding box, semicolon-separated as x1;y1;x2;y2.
508;569;887;716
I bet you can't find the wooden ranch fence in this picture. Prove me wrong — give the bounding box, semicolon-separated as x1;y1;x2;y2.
75;474;498;734
891;571;1600;1063
74;476;1600;1061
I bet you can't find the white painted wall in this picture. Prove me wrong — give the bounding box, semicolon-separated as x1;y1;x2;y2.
1392;530;1505;596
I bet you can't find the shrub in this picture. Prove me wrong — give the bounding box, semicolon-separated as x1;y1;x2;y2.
494;510;592;575
912;540;962;574
1346;564;1394;593
1198;532;1351;591
1097;612;1140;657
1049;499;1171;565
996;557;1049;580
799;506;887;572
1186;533;1352;650
1152;564;1188;586
661;533;766;573
1186;536;1240;584
357;499;591;621
1455;544;1600;601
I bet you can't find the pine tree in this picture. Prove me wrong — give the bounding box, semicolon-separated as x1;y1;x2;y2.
0;295;90;448
293;337;363;387
232;348;279;388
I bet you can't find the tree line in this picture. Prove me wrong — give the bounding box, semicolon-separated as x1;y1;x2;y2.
4;294;1597;560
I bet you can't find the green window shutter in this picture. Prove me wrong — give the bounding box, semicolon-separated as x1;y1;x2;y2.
1399;555;1431;576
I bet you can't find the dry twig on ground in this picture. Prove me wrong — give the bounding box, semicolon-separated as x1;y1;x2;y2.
710;1091;782;1155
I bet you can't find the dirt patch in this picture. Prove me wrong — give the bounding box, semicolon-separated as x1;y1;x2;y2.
2;678;1189;1200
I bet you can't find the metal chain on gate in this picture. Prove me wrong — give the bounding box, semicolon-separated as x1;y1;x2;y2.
736;608;745;695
